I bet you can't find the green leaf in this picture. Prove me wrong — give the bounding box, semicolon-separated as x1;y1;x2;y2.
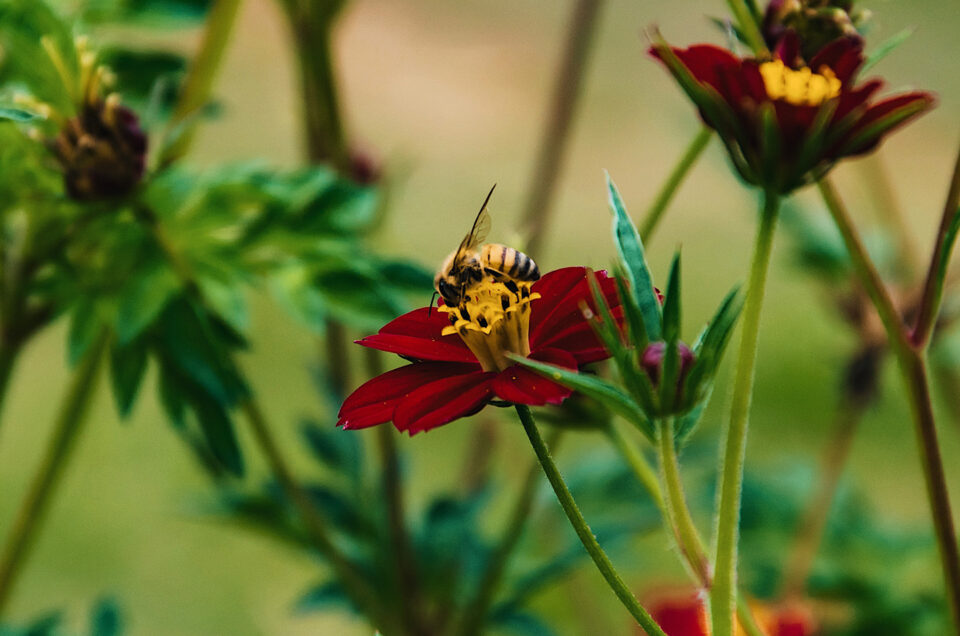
192;390;243;476
98;47;187;106
836;97;934;157
116;264;180;345
301;421;363;481
686;286;744;400
613;267;648;350
606;174;661;341
0;106;41;122
68;301;102;367
933;207;960;312
293;581;354;614
510;354;655;442
89;598;123;636
862;28;914;74
759;103;783;192
110;339;149;418
659;253;682;410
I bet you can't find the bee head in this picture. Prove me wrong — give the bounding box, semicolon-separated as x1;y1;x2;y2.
436;278;461;307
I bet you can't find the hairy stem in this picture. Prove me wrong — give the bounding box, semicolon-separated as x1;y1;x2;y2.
658;420;711;585
161;0;243;164
913;143;960;348
516;404;666;635
781;399;865;598
639;127;712;244
0;329;109;614
521;0;604;258
818;178;960;634
712;192;779;636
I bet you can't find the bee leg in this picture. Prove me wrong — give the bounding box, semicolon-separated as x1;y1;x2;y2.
483;267;506;280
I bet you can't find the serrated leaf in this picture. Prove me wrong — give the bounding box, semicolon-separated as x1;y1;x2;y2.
510;354;654;442
0;106;40;122
110;339;149;418
606;174;661;341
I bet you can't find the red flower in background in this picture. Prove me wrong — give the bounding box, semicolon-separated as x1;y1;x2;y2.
650;35;934;194
647;591;818;636
337;267;620;435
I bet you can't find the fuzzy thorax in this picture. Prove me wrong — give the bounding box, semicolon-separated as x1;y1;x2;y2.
759;59;841;107
440;279;540;372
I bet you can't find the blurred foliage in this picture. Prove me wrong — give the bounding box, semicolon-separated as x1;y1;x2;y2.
0;598;122;636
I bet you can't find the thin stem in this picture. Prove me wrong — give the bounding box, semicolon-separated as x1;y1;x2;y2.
241;399;398;633
0;340;21;428
456;433;559;636
161;0;243;164
819;178;960;634
515;404;666;636
639;127;712;244
913;142;960;348
324;320;351;401
711;192;780;636
860;154;920;276
0;328;109;614
724;0;768;55
521;0;604;259
781;399;866;598
657;420;711;586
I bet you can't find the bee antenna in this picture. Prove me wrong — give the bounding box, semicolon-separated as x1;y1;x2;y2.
428;290;439;317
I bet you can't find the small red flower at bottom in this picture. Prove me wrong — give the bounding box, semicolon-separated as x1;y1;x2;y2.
337;267;620;435
646;591;818;636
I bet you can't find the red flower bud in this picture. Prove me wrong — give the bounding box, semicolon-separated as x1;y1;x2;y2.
641;341;695;388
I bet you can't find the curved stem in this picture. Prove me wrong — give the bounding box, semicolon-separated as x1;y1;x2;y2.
161;0;243;164
521;0;604;259
515;404;666;635
658;420;711;585
0;328;109;614
639;127;712;244
711;192;779;636
818;178;960;634
456;433;559;636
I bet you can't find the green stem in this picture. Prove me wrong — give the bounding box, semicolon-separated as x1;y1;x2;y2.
711;192;779;636
0;340;21;429
161;0;244;164
818;178;960;634
724;0;768;55
241;399;398;634
639;127;712;244
657;420;711;585
520;0;604;259
456;434;557;636
0;329;109;614
515;404;666;635
913;143;960;348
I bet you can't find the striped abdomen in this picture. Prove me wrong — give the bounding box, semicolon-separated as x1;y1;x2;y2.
480;243;540;282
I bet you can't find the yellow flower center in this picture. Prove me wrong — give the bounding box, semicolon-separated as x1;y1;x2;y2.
759;59;841;107
440;278;540;372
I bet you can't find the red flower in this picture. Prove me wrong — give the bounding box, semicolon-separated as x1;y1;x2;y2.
651;36;934;194
646;591;818;636
337;267;620;435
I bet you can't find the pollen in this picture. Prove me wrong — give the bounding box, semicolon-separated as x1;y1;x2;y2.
439;278;540;372
759;59;841;107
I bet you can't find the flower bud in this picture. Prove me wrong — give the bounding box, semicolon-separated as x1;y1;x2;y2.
641;341;695;388
763;0;866;62
348;147;382;185
53;95;147;200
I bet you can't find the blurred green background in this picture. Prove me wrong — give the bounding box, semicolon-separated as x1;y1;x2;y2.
1;0;959;633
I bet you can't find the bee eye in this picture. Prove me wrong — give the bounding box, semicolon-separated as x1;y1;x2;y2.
438;280;453;300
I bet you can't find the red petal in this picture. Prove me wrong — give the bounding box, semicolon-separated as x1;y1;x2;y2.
357;306;475;362
491;349;577;406
531;269;619;348
773;32;801;67
839;91;936;155
652;44;742;93
337;362;479;429
809;37;864;84
833;79;883;121
393;371;494;435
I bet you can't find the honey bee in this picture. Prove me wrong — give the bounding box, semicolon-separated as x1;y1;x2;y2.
434;185;540;307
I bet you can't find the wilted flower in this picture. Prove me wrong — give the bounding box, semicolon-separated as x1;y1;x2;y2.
53;94;147;200
651;37;934;194
337;267;620;434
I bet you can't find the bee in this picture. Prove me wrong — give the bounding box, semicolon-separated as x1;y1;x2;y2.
434;185;540;308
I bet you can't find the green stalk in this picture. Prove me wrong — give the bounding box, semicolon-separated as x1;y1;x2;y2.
161;0;244;164
711;192;779;636
657;420;711;585
639;127;713;244
818;178;960;634
516;404;666;635
0;329;109;614
0;340;20;428
724;0;768;55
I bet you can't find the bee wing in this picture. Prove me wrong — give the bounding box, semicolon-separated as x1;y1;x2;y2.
452;184;495;266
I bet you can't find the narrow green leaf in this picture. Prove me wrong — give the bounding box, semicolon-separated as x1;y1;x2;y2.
0;106;40;122
759;103;782;192
686;286;744;398
606;174;661;341
510;354;655;442
862;28;914;75
613;268;648;350
192;392;243;476
116;264;180;345
934;207;960;310
836;98;933;157
110;339;149;418
659;254;682;410
294;580;353;614
68;301;101;367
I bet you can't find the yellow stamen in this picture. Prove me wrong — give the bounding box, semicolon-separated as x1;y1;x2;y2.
759;59;841;107
439;278;540;372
